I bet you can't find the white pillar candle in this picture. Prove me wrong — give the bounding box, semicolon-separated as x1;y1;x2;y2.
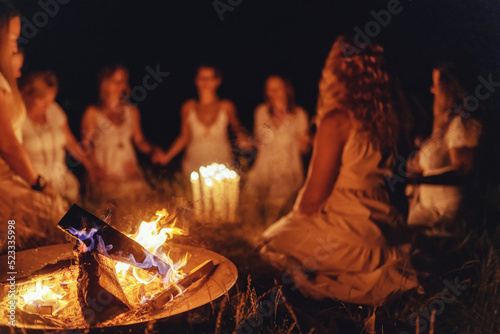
204;177;214;223
190;171;202;218
213;172;225;220
228;171;240;222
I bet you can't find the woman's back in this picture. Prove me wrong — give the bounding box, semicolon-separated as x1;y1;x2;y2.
322;124;401;245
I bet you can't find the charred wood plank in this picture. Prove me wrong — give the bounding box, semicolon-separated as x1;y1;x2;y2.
150;260;216;309
58;204;168;277
77;250;131;325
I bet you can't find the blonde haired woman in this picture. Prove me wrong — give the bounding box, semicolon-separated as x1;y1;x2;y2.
261;36;417;305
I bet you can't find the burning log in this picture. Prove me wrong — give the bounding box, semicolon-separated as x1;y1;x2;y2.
58;204;170;278
77;250;131;325
150;260;215;309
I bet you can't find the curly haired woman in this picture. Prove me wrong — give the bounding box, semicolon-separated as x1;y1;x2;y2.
260;36;418;305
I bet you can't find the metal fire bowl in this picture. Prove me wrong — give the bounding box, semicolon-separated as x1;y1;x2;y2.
0;243;238;330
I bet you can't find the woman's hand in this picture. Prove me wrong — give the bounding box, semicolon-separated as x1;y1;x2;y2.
152;150;170;165
236;133;253;151
406;158;423;180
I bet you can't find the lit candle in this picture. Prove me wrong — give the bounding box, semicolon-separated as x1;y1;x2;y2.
190;171;202;218
213;171;225;220
204;177;214;223
228;170;240;222
199;167;209;221
221;167;231;221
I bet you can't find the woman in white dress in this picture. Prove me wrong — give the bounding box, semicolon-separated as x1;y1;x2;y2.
20;71;102;205
0;4;67;252
81;64;156;204
244;76;310;225
260;36;417;305
154;64;251;177
406;64;482;234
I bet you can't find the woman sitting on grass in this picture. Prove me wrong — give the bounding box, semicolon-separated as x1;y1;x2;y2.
260;36;418;305
406;63;482;236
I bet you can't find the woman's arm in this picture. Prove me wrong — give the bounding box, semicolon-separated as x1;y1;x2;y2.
0;91;38;186
224;100;252;150
81;106;98;160
154;101;192;165
297;108;312;154
294;111;351;215
131;106;157;155
63;122;92;168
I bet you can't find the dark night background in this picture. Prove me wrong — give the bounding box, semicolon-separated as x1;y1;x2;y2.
5;2;500;332
11;0;500;150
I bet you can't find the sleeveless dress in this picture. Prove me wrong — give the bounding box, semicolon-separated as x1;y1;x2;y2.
22;102;80;204
0;74;67;253
244;104;309;225
261;126;418;305
182;108;233;176
407;116;482;229
89;106;152;203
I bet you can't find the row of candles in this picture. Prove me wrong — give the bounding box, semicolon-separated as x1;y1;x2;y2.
190;163;240;222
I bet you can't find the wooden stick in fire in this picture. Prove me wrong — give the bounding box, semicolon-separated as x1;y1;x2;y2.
150;259;216;309
57;204;169;278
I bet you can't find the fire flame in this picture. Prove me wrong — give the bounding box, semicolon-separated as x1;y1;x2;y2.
115;209;188;290
19;279;65;313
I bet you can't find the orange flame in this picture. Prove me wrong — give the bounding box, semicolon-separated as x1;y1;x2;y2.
115;209;188;289
19;279;66;313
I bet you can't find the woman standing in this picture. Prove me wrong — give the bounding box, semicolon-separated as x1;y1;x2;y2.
260;36;417;305
244;75;310;225
81;64;156;203
154;64;251;176
0;1;66;252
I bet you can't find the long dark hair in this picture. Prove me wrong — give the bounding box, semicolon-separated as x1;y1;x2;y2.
0;0;19;30
433;62;480;120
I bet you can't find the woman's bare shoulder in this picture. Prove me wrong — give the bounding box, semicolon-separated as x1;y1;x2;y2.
182;99;197;110
82;105;100;122
317;110;351;139
219;99;236;111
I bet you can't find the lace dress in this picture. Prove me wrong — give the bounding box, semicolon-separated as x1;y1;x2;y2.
244;104;309;225
22;103;80;204
89;106;152;203
0;74;67;252
182;108;233;176
261;126;417;305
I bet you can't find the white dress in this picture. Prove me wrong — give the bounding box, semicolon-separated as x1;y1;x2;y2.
22;102;80;204
261;125;417;305
0;74;67;252
244;104;309;225
182;108;233;176
407;116;482;228
90;106;152;203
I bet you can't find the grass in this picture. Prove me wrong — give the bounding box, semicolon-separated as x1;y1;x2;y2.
25;140;498;333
